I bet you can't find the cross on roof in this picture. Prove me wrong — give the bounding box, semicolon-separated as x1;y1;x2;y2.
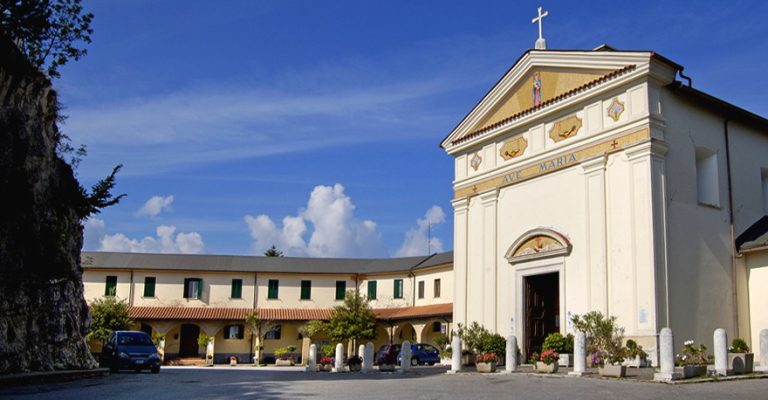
532;6;549;50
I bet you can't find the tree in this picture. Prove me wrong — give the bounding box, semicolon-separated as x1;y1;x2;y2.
325;291;376;353
87;297;134;343
297;320;326;340
0;0;94;78
245;311;275;365
264;245;283;257
75;164;126;220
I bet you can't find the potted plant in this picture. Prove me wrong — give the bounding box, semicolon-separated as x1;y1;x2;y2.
228;355;239;366
441;346;453;365
348;355;362;372
319;356;334;372
675;340;709;378
542;333;574;367
535;349;559;373
376;346;397;372
599;349;627;377
624;339;648;368
274;345;296;366
475;353;498;373
728;338;754;374
435;334;452;365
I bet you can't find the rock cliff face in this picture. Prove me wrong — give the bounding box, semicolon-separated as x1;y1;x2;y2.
0;35;96;373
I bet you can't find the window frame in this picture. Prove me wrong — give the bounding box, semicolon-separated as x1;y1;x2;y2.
231;278;243;299
335;280;346;300
183;278;203;299
223;324;244;340
434;278;441;298
367;280;377;300
267;279;279;299
105;276;117;297
300;280;312;300
394;279;403;299
418;280;425;299
143;276;156;297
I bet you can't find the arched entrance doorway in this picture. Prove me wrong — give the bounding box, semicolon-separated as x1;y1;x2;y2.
179;324;201;357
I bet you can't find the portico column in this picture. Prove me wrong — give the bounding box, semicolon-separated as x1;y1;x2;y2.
479;189;498;330
452;197;469;326
581;155;608;313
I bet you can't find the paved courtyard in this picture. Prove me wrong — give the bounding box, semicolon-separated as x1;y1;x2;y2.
2;366;768;400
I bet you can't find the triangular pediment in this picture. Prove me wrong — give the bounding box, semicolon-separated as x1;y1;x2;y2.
441;49;662;150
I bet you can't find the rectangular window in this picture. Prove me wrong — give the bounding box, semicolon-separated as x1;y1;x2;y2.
267;279;279;299
105;276;117;297
367;280;377;300
231;279;242;299
224;324;244;339
696;147;719;207
143;277;156;297
394;279;403;299
301;280;311;300
335;281;346;300
434;279;441;298
183;278;203;299
418;281;425;299
265;325;281;340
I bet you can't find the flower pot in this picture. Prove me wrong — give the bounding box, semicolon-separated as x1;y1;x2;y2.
440;357;452;366
379;363;395;372
535;362;558;373
476;362;496;373
229;360;237;366
676;365;707;379
320;364;333;372
598;365;626;377
348;363;362;372
558;353;573;367
624;355;648;368
275;359;293;366
728;353;754;374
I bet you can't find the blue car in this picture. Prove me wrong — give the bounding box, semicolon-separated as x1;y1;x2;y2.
99;331;162;373
398;343;440;366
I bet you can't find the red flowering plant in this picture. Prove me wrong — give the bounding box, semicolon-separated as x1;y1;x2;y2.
228;355;239;362
319;356;335;366
475;353;498;364
539;349;559;365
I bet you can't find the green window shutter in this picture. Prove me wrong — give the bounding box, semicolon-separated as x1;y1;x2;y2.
268;280;279;299
367;280;377;300
183;278;190;298
105;276;117;297
300;280;311;300
434;279;441;298
335;281;346;300
195;278;203;299
143;277;156;297
394;279;403;299
231;279;242;299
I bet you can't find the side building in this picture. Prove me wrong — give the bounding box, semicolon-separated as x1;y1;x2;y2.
81;251;453;364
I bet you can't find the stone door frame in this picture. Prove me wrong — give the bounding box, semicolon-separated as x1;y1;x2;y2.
514;257;565;360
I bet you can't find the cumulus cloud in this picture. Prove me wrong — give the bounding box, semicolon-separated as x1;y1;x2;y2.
136;195;174;217
245;184;387;258
83;219;205;254
395;205;446;257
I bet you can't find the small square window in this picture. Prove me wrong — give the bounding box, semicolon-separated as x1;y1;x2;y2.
183;278;203;299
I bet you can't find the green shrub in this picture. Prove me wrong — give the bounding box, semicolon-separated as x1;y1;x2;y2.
542;333;574;353
321;344;336;358
572;311;625;365
434;334;450;352
730;338;750;353
478;333;506;357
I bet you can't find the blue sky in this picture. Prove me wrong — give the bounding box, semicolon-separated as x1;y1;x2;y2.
61;0;768;257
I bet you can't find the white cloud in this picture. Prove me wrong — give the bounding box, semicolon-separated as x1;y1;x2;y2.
245;184;387;258
136;195;174;217
395;205;446;257
83;219;205;254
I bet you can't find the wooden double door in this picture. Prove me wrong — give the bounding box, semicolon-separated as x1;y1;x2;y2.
524;272;559;361
179;324;201;357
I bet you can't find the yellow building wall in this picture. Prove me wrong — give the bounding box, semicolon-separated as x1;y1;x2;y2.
413;266;453;307
83;270;132;303
747;250;768;353
360;272;412;308
257;273;356;309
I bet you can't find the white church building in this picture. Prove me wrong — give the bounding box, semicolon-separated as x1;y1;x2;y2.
440;43;768;362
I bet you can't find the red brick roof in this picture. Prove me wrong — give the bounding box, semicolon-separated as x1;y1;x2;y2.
128;303;452;322
451;65;637;145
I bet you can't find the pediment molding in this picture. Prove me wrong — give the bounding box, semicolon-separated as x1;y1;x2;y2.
505;228;572;264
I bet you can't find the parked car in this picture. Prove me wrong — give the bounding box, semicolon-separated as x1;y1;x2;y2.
398;343;440;366
99;331;161;373
374;344;401;365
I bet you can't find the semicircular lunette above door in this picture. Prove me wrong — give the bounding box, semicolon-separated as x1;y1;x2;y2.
504;228;572;264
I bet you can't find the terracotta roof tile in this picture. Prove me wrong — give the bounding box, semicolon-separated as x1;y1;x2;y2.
128;303;453;322
451;65;637;145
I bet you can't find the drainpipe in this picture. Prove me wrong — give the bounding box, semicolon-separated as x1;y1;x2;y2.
128;270;135;306
723;119;739;338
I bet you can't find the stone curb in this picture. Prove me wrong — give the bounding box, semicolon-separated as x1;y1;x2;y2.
0;368;110;387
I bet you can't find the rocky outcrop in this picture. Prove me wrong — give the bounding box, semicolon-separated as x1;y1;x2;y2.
0;34;96;373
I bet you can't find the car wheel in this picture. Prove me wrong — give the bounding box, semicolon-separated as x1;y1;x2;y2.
151;366;160;374
410;357;419;367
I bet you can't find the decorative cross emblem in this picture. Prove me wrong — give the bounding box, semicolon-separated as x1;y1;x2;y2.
532;6;549;49
610;140;620;149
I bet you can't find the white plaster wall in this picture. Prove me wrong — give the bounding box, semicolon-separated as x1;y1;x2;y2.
361;273;412;309
83;270;132;303
130;271;256;308
661;89;737;348
727;122;768;233
413;267;453;307
747;251;768;351
256;273;356;309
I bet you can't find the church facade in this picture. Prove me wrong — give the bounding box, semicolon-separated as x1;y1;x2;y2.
441;46;768;362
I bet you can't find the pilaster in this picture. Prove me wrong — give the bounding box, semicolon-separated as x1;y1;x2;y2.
479;190;499;330
582;155;608;313
452;197;469;326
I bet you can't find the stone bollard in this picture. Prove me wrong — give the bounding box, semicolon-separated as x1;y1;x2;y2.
569;331;586;377
206;339;215;366
653;328;680;382
714;328;732;376
306;344;317;372
363;342;373;372
448;335;462;374
333;343;344;373
758;329;768;372
504;335;518;373
399;340;411;374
